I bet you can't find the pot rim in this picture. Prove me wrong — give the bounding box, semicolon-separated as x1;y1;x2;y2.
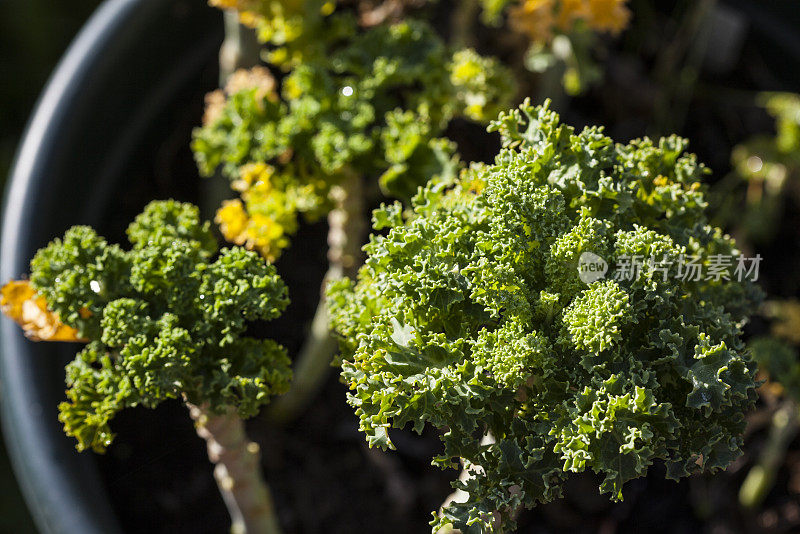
0;0;140;526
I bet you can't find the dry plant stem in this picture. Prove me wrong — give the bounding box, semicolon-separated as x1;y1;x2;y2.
219;10;261;84
325;168;365;281
203;11;262;219
187;402;283;534
739;400;800;509
267;170;365;423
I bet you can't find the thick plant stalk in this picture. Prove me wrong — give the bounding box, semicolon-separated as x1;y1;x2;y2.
219;10;261;85
267;171;365;423
436;463;483;534
437;434;520;534
187;402;283;534
326;170;366;281
739;400;800;509
203;11;261;220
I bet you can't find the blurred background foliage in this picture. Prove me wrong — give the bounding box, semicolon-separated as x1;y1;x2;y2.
0;1;101;532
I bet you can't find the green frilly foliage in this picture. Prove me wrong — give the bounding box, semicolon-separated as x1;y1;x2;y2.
30;200;291;452
329;101;761;532
192;7;513;256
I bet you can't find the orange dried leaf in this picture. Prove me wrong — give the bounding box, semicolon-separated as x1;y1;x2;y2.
0;280;87;342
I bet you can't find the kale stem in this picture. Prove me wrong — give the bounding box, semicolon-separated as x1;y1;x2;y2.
219;10;260;85
187;402;283;534
266;169;365;423
650;0;717;135
436;433;521;533
202;10;261;221
325;168;366;280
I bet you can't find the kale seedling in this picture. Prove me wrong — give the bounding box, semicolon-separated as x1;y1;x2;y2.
2;200;289;534
329;101;762;533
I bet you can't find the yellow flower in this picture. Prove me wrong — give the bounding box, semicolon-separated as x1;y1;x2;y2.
509;0;557;43
653;175;669;187
209;0;329;58
509;0;631;43
216;200;250;245
246;213;287;262
216;196;291;262
208;0;245;9
209;0;266;26
236;162;275;193
556;0;588;31
249;213;285;242
584;0;630;34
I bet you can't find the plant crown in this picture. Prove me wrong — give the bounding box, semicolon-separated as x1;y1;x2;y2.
29;200;290;452
329;100;761;532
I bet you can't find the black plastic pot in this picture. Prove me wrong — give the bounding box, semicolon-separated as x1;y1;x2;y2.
0;1;221;532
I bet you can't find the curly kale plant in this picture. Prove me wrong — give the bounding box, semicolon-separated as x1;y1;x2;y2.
2;200;290;532
329;101;761;532
194;3;512;260
25;200;290;452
